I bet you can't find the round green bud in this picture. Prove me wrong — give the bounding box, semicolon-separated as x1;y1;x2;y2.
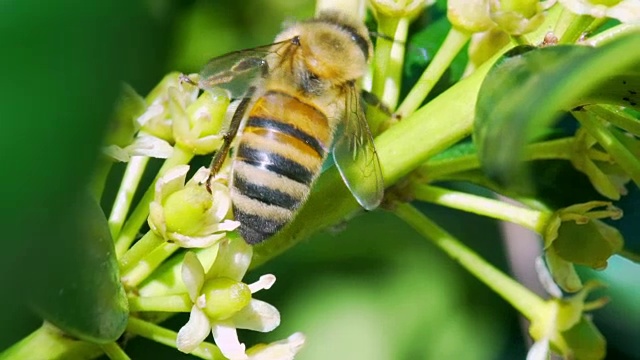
163;186;213;236
201;277;252;321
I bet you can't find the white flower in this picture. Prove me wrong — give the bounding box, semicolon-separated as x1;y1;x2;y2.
148;165;240;248
560;0;640;23
177;239;280;360
246;332;306;360
103;133;174;161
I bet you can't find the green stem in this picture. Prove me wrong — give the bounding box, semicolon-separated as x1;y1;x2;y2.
109;155;150;239
129;294;192;312
588;105;640;136
115;146;194;258
0;323;101;360
121;242;180;287
393;203;545;320
510;34;531;46
119;231;164;272
397;27;470;117
100;342;131;360
422;137;576;181
126;317;225;360
371;15;400;101
574;109;640;187
558;14;595;44
90;156;114;201
582;23;640;47
413;185;550;232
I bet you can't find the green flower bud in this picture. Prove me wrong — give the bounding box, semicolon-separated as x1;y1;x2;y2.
201;277;252;321
163;186;214;236
553;219;623;269
369;0;433;19
448;0;495;33
490;0;545;35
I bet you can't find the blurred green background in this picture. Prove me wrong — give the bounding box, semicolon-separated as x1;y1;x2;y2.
1;0;638;359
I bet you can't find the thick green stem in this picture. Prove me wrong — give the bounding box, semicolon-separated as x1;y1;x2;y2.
115;146;194;258
397;27;470;117
128;294;192;312
0;323;101;360
393;204;545;320
574;109;640;187
558;13;595;44
413;185;550;232
588;105;640;136
100;342;131;360
119;231;164;272
583;23;640;47
422;137;576;180
127;318;224;360
121;242;181;287
109;155;150;238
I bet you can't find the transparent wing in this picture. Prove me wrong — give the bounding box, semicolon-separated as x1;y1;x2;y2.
332;85;384;210
197;39;295;98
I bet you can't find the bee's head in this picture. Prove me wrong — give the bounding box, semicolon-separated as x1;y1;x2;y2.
275;11;372;84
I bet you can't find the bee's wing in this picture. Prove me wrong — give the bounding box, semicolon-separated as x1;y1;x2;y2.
332;86;384;210
198;39;294;98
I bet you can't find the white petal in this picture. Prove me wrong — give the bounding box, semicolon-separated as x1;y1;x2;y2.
248;274;276;293
171;232;227;248
232;299;280;332
136;103;164;127
177;306;212;353
199;220;241;236
189;167;212;186
126;135;174;159
182;252;205;302
102;145;130;162
212;324;248;360
156;165;190;201
207;238;253;280
535;257;562;298
526;338;550;360
247;332;306;360
148;201;167;237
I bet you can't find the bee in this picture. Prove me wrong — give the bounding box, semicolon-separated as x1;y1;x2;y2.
190;11;384;244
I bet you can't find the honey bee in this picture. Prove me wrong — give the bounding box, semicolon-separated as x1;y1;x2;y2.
190;11;384;244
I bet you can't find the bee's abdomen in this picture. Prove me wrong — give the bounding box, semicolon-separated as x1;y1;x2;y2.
231;90;331;244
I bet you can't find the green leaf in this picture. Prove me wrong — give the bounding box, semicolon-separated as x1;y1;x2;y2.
474;33;640;192
31;191;128;343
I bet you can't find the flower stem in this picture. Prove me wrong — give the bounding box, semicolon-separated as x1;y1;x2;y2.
397;27;470;117
109;155;150;239
393;203;545;319
128;294;192;312
422;137;576;181
582;23;640;47
100;342;131;360
127;317;225;360
574;108;640;187
119;231;164;272
0;323;101;359
412;185;550;232
558;13;594;44
588;105;640;136
121;242;180;287
115;146;194;258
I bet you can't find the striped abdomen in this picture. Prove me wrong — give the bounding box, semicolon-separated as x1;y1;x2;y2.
231;90;332;244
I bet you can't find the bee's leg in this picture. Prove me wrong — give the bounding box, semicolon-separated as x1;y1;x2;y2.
206;86;257;192
360;90;401;120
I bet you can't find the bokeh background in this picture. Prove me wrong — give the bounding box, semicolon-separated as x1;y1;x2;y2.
1;0;638;359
